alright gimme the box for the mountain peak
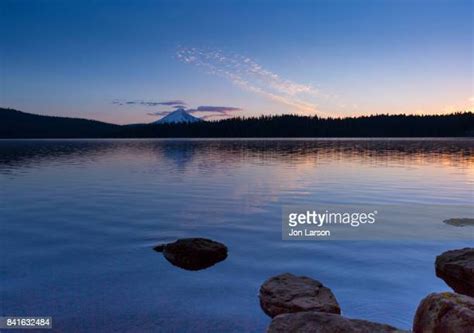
[154,109,202,124]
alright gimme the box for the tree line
[122,112,474,138]
[1,108,473,138]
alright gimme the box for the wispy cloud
[176,47,321,115]
[146,110,174,116]
[188,106,241,113]
[188,106,242,120]
[113,99,186,107]
[157,100,187,106]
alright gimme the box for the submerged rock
[259,273,340,318]
[413,292,474,333]
[153,238,227,271]
[443,218,474,227]
[435,247,474,297]
[268,311,405,333]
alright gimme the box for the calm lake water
[1,139,473,332]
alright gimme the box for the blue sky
[1,0,472,124]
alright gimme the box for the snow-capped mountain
[154,109,202,124]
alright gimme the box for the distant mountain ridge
[1,107,473,138]
[154,109,202,124]
[0,108,121,138]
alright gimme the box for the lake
[0,139,472,332]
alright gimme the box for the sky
[1,0,472,124]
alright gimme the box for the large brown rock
[413,292,474,333]
[435,247,474,297]
[154,238,227,271]
[268,311,405,333]
[259,273,340,318]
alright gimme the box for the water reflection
[0,139,473,332]
[0,139,472,173]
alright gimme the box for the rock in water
[443,218,474,227]
[154,238,227,271]
[413,292,474,333]
[259,273,340,318]
[268,311,405,333]
[435,247,474,297]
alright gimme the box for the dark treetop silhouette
[1,108,473,138]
